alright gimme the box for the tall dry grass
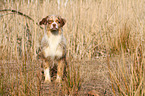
[0,0,145,95]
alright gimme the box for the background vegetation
[0,0,145,95]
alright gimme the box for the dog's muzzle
[51,22,58,30]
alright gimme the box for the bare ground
[0,57,113,96]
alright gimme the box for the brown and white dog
[39,15,67,83]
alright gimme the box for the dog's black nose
[53,24,56,27]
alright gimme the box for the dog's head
[39,15,66,31]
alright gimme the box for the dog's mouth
[50,29,59,35]
[50,27,58,31]
[52,27,57,30]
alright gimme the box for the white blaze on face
[50,16,58,30]
[51,22,58,29]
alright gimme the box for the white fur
[51,22,58,29]
[56,75,61,82]
[42,33,63,59]
[44,67,51,82]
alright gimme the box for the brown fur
[39,15,67,83]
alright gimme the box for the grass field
[0,0,145,95]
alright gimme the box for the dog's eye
[58,21,61,23]
[48,21,51,24]
[48,20,52,24]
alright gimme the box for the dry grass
[0,0,145,95]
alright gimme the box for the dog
[39,15,67,83]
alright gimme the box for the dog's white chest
[43,34,62,58]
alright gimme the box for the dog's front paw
[44,75,51,83]
[55,75,62,83]
[44,78,51,83]
[44,68,51,83]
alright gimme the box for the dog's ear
[39,16,48,25]
[60,17,66,27]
